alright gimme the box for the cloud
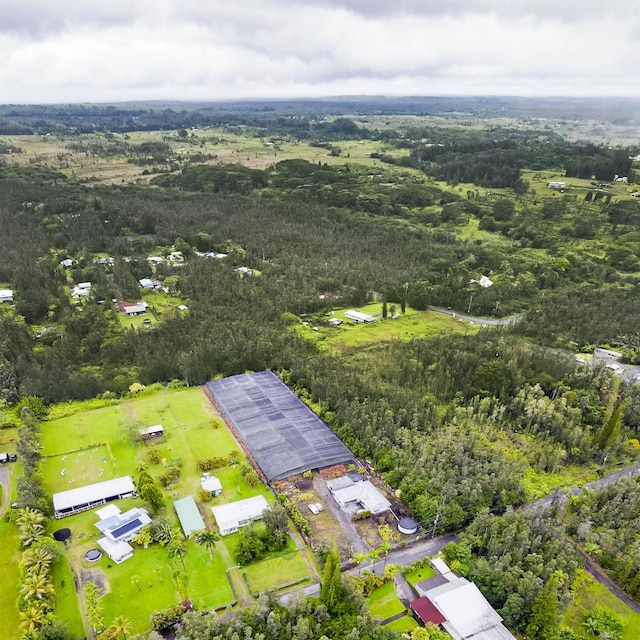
[0,0,638,102]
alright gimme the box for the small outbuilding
[200,475,223,497]
[327,475,391,515]
[174,496,206,537]
[211,495,270,536]
[139,424,164,441]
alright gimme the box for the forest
[2,102,640,640]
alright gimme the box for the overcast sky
[1,0,638,104]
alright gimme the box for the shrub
[150,604,185,631]
[158,466,181,487]
[147,447,161,464]
[197,456,228,471]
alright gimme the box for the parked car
[308,504,320,515]
[314,503,324,512]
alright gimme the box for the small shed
[201,475,223,497]
[174,496,206,537]
[139,425,164,441]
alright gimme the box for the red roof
[410,597,447,625]
[116,301,137,313]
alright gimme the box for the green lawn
[183,539,235,609]
[404,565,436,587]
[368,582,406,620]
[240,551,311,594]
[384,615,419,632]
[563,570,640,640]
[51,557,84,638]
[521,465,600,501]
[294,304,477,352]
[0,519,22,640]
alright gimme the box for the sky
[1,0,638,104]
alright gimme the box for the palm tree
[19,572,53,601]
[16,508,46,547]
[130,575,141,592]
[21,547,53,572]
[111,616,133,640]
[168,537,188,576]
[197,531,219,562]
[18,604,47,632]
[353,552,368,575]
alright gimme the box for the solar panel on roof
[206,371,353,481]
[111,518,143,539]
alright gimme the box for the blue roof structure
[205,371,354,482]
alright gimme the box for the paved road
[286,533,457,601]
[427,306,523,327]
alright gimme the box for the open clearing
[294,303,478,352]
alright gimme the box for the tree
[526,571,561,640]
[84,581,104,633]
[382,301,388,319]
[168,536,188,576]
[109,616,133,640]
[16,508,47,547]
[130,574,141,592]
[19,571,53,602]
[319,545,346,613]
[196,531,219,562]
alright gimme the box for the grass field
[0,519,22,638]
[294,303,478,352]
[368,581,406,619]
[240,551,311,594]
[404,565,436,587]
[384,614,419,631]
[563,570,640,640]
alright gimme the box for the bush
[197,456,228,471]
[147,447,161,464]
[150,604,185,631]
[157,466,181,487]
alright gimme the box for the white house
[344,310,377,323]
[548,181,566,190]
[0,289,14,303]
[211,495,270,535]
[327,475,391,515]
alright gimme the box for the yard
[294,303,478,352]
[403,565,436,587]
[368,581,406,620]
[20,387,286,637]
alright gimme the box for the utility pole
[467,295,473,315]
[431,512,440,537]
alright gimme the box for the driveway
[427,306,523,327]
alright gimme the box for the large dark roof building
[205,371,353,482]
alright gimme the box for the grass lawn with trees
[29,387,281,636]
[0,519,22,640]
[563,571,640,640]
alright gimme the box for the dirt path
[0,466,10,518]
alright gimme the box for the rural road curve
[427,306,523,327]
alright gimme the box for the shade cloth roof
[205,371,353,481]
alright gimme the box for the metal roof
[53,476,135,512]
[205,371,353,481]
[174,496,206,537]
[211,495,270,534]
